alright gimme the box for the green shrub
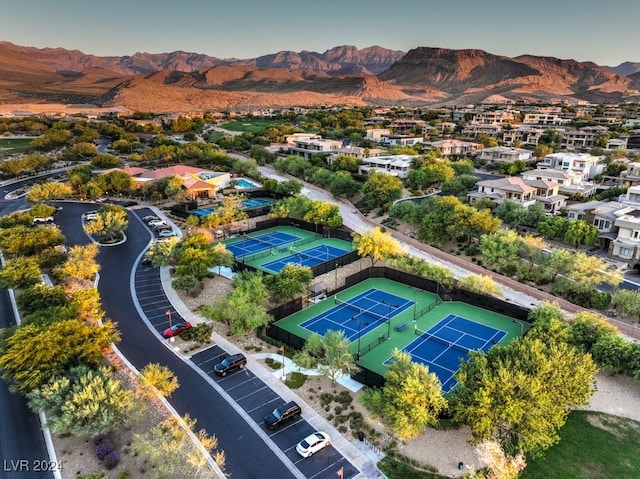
[284,372,306,388]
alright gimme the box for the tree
[83,205,129,242]
[479,230,522,274]
[569,311,619,354]
[0,225,65,256]
[265,263,313,303]
[361,172,403,210]
[139,363,179,399]
[145,237,179,267]
[458,274,501,296]
[201,271,271,335]
[132,414,225,478]
[591,334,631,372]
[0,319,120,393]
[26,181,73,203]
[293,330,357,386]
[210,243,234,275]
[611,289,640,320]
[0,256,43,289]
[451,337,597,456]
[360,349,446,439]
[27,365,135,436]
[565,252,622,291]
[353,227,406,267]
[53,243,100,285]
[328,171,361,198]
[564,219,598,247]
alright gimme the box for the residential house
[365,128,391,142]
[379,134,424,147]
[104,165,231,200]
[471,110,518,125]
[476,147,533,164]
[565,200,625,251]
[358,154,415,179]
[468,176,566,214]
[389,119,427,135]
[287,136,343,159]
[523,113,571,126]
[461,122,501,138]
[327,145,386,165]
[559,128,598,150]
[619,162,640,186]
[422,139,482,157]
[610,207,640,267]
[433,122,456,134]
[536,152,604,180]
[619,184,640,206]
[521,168,599,197]
[502,125,545,146]
[607,137,628,150]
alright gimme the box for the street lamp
[382,301,398,339]
[352,317,369,361]
[166,310,172,328]
[334,263,339,291]
[280,346,286,381]
[513,319,524,336]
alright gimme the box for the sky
[2,0,639,66]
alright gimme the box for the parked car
[264,401,302,430]
[152,224,172,232]
[142,215,160,223]
[140,256,153,266]
[295,431,331,458]
[162,321,192,338]
[32,216,54,224]
[213,353,247,376]
[157,229,177,237]
[147,220,166,227]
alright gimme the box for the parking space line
[247,396,280,414]
[234,385,269,403]
[308,457,343,479]
[225,376,261,391]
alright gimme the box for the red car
[163,321,192,338]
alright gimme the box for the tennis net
[246,234,275,248]
[335,297,388,324]
[414,328,473,354]
[291,248,327,264]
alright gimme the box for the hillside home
[619,185,640,206]
[468,176,566,214]
[566,201,625,252]
[536,152,604,180]
[471,110,518,125]
[365,128,392,142]
[327,145,386,164]
[610,207,640,267]
[461,123,501,138]
[287,136,343,159]
[523,113,571,126]
[476,146,533,164]
[502,125,545,146]
[389,119,427,135]
[559,129,598,150]
[422,139,482,157]
[607,137,629,150]
[434,122,457,134]
[358,154,414,179]
[379,134,424,147]
[521,168,599,197]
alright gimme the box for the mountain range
[1,41,639,113]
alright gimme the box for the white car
[147,220,166,227]
[157,229,177,237]
[295,431,330,458]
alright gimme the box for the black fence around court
[265,265,532,389]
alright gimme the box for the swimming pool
[234,178,261,189]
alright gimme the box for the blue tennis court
[261,245,350,273]
[226,232,301,259]
[300,288,414,341]
[390,314,506,392]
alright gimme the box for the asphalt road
[55,202,300,479]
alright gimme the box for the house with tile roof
[103,164,231,200]
[468,176,566,214]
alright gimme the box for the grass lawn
[0,137,34,152]
[219,119,279,134]
[522,411,640,479]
